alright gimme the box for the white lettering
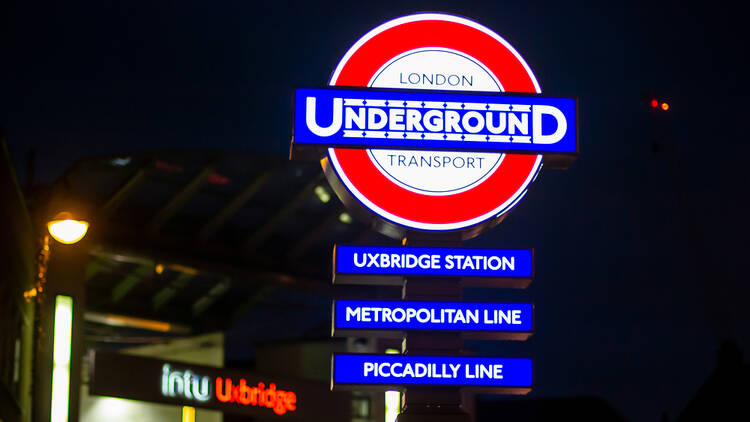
[533,104,567,145]
[346,307,360,322]
[306,97,342,136]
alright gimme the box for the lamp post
[34,210,90,422]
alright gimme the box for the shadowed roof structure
[34,150,401,348]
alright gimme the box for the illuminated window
[51,296,73,422]
[182,406,195,422]
[385,348,401,422]
[351,394,371,419]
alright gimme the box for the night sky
[2,1,748,421]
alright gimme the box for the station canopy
[42,151,400,348]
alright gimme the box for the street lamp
[43,210,89,422]
[46,212,89,244]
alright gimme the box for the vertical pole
[396,233,470,422]
[19,298,35,422]
[34,240,87,422]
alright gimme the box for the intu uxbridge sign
[291,13,578,239]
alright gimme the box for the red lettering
[216,377,232,403]
[214,377,297,414]
[265,383,277,410]
[287,391,297,411]
[238,379,251,405]
[274,391,287,415]
[258,382,265,406]
[249,387,258,405]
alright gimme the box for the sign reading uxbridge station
[290,13,577,403]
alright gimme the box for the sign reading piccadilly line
[291,13,578,238]
[332,354,532,392]
[333,245,532,285]
[333,300,533,340]
[293,87,576,157]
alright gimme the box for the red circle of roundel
[328,14,543,232]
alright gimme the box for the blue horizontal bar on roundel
[331,354,532,394]
[292,87,578,168]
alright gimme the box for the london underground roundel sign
[293,13,577,239]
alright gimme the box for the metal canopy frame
[36,150,397,348]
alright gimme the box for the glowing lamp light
[47,213,89,244]
[650,99,659,108]
[661,102,669,111]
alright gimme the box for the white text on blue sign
[334,245,532,278]
[333,355,532,387]
[294,87,576,154]
[334,300,532,332]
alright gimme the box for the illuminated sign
[332,354,531,392]
[89,351,349,420]
[161,364,211,403]
[298,13,578,238]
[333,300,533,340]
[293,87,576,156]
[215,376,296,415]
[333,245,532,285]
[159,364,297,415]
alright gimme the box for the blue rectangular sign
[333,354,532,389]
[333,300,532,335]
[293,87,577,156]
[333,245,532,284]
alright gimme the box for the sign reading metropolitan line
[293,87,577,158]
[333,354,531,391]
[333,300,532,339]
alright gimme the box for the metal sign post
[401,235,472,422]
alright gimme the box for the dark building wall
[0,133,37,422]
[675,341,748,422]
[476,396,627,422]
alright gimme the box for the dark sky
[2,1,748,421]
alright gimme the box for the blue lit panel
[294,87,577,155]
[334,245,532,279]
[333,300,532,334]
[333,354,532,388]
